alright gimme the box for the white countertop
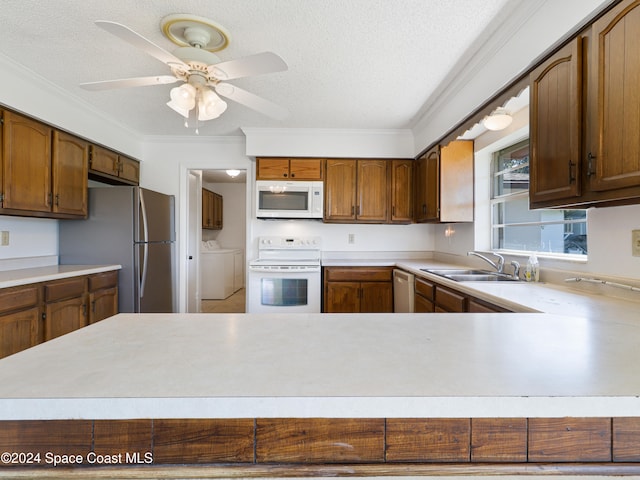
[324,257,640,324]
[2,311,640,420]
[0,264,121,289]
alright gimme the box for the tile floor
[201,289,246,313]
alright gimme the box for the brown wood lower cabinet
[413,274,513,313]
[44,276,88,341]
[323,267,393,313]
[0,284,41,359]
[2,417,640,476]
[414,276,435,312]
[0,270,118,359]
[88,271,118,324]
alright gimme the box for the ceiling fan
[80,14,289,129]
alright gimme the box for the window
[491,140,587,255]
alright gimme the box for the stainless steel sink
[422,269,489,276]
[421,268,520,282]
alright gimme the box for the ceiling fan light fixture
[169,83,197,110]
[198,88,227,120]
[166,99,190,118]
[483,108,513,131]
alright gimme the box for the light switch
[633,230,640,257]
[0,231,8,246]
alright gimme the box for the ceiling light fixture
[483,108,513,131]
[226,169,241,178]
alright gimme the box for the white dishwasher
[393,269,415,312]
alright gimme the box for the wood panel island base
[1,312,640,478]
[2,417,640,477]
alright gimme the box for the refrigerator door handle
[139,189,149,298]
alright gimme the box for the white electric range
[248,236,322,313]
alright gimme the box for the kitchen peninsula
[1,286,640,477]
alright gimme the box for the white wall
[0,216,57,263]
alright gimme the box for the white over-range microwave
[255,181,323,219]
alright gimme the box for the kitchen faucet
[467,251,505,273]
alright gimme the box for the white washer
[200,249,242,299]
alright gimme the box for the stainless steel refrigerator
[59,186,175,313]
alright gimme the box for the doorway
[193,169,247,313]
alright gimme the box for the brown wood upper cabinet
[325,158,411,224]
[530,0,640,208]
[257,157,323,180]
[414,140,474,223]
[89,144,140,185]
[0,110,88,218]
[202,188,223,230]
[390,159,413,223]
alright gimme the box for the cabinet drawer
[0,285,40,314]
[468,298,511,313]
[324,267,392,282]
[45,277,87,302]
[414,277,434,301]
[435,286,467,313]
[89,271,118,291]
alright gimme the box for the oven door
[248,265,321,313]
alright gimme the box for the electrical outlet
[348,233,355,244]
[633,230,640,257]
[0,231,8,246]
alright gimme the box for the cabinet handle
[91,300,96,313]
[47,192,52,206]
[283,173,288,177]
[351,205,355,215]
[587,152,596,177]
[568,161,576,183]
[291,173,295,178]
[54,193,60,206]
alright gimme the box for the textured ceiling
[0,0,515,137]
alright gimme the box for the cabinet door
[89,287,118,324]
[530,38,582,205]
[2,111,52,212]
[90,145,119,176]
[52,131,89,216]
[589,0,640,192]
[289,158,323,180]
[45,296,87,341]
[391,159,413,223]
[202,189,213,229]
[360,282,393,313]
[324,159,357,221]
[440,141,474,222]
[212,192,223,229]
[0,308,41,359]
[257,158,290,179]
[324,282,360,313]
[414,293,434,313]
[119,155,140,184]
[414,147,439,222]
[357,159,389,222]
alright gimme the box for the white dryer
[200,248,243,299]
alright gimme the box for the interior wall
[0,216,58,264]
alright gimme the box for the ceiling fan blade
[215,83,289,120]
[95,20,187,69]
[80,75,180,91]
[208,52,287,80]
